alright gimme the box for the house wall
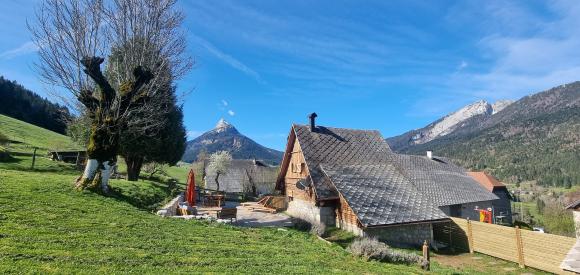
[286,198,335,226]
[491,189,512,225]
[440,200,494,221]
[336,194,361,234]
[574,210,580,239]
[283,140,336,227]
[364,223,433,248]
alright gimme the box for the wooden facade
[336,192,360,228]
[284,136,314,203]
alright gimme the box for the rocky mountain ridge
[387,81,580,186]
[397,99,514,147]
[181,119,283,165]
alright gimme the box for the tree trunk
[75,120,119,193]
[215,173,220,191]
[125,155,144,181]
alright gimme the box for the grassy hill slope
[0,114,78,151]
[0,170,440,274]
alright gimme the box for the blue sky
[2,0,580,151]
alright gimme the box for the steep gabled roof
[321,164,447,227]
[394,154,499,207]
[293,124,393,200]
[467,171,507,192]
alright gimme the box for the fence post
[515,226,525,268]
[30,147,37,170]
[467,218,474,254]
[422,240,430,271]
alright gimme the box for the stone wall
[364,223,433,248]
[156,193,184,217]
[286,198,336,227]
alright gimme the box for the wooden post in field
[515,226,525,268]
[31,147,37,170]
[467,218,474,254]
[422,240,430,271]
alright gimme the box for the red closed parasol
[186,169,196,207]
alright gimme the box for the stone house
[467,171,513,224]
[205,159,279,196]
[560,200,580,273]
[276,114,499,247]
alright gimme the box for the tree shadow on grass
[105,179,181,212]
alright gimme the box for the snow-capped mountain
[181,119,283,165]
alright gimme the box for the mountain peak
[214,118,234,133]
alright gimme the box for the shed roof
[321,164,447,227]
[467,171,507,192]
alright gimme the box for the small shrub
[0,146,12,162]
[347,237,421,265]
[0,132,8,144]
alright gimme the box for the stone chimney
[426,150,433,160]
[308,112,318,132]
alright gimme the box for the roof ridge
[293,123,382,133]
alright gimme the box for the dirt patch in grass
[431,251,549,274]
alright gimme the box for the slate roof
[293,124,392,200]
[394,154,499,207]
[321,164,447,227]
[289,123,499,227]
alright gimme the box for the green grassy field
[0,114,79,151]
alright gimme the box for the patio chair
[216,207,237,222]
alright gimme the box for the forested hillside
[388,82,580,187]
[0,76,70,134]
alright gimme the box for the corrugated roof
[467,171,506,192]
[394,154,499,207]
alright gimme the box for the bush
[0,132,8,144]
[347,237,421,265]
[0,146,12,162]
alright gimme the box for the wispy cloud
[221,99,228,106]
[191,34,263,83]
[457,60,468,71]
[446,1,580,100]
[227,110,235,116]
[0,41,38,59]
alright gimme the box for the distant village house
[205,159,278,196]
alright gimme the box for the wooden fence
[433,217,576,274]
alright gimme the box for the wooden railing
[434,217,576,274]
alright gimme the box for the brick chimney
[308,113,318,132]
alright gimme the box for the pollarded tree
[207,151,232,192]
[30,0,191,192]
